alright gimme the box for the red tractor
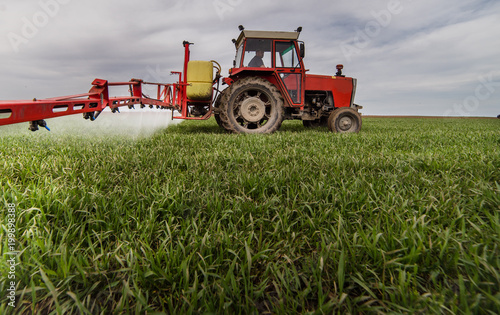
[0,27,361,133]
[215,26,362,134]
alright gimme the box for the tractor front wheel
[219,77,284,134]
[327,107,362,133]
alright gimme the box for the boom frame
[0,42,215,130]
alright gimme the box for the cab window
[242,39,272,68]
[275,41,299,68]
[235,45,244,68]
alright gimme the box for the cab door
[274,41,305,106]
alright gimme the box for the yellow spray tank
[186,61,214,101]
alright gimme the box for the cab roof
[235,30,301,47]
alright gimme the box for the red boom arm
[0,42,215,131]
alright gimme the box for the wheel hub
[339,116,353,130]
[240,97,266,122]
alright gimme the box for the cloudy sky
[0,0,499,117]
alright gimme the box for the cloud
[0,0,498,117]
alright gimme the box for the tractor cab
[233,30,304,70]
[229,29,306,105]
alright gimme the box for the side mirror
[300,43,305,58]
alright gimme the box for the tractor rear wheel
[327,107,362,133]
[219,77,284,134]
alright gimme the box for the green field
[1,116,499,314]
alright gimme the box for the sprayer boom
[0,41,219,131]
[0,78,192,128]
